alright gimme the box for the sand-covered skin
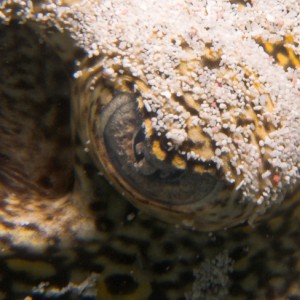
[0,1,300,299]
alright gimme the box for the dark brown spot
[229,0,252,5]
[163,241,176,254]
[152,260,174,274]
[105,274,138,295]
[124,80,134,91]
[101,245,136,265]
[95,216,115,232]
[237,117,254,127]
[201,56,221,69]
[1,220,15,229]
[37,176,53,189]
[173,94,199,115]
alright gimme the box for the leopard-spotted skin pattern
[0,1,300,300]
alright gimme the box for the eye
[93,92,250,230]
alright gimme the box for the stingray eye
[93,92,251,231]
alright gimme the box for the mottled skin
[0,1,300,300]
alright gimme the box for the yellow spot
[152,140,166,160]
[204,47,221,61]
[276,52,289,67]
[172,155,187,169]
[178,61,188,75]
[264,42,274,54]
[193,144,215,162]
[194,164,208,174]
[143,118,153,137]
[238,4,244,12]
[253,80,261,90]
[285,35,294,44]
[287,47,300,67]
